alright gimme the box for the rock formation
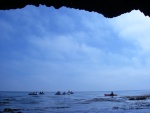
[0,0,150,18]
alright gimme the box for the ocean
[0,90,150,113]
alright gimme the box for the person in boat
[70,91,74,94]
[35,92,38,95]
[110,91,114,98]
[62,92,66,95]
[28,92,38,95]
[110,91,114,96]
[55,91,61,95]
[39,92,44,95]
[28,92,32,95]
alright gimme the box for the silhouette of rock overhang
[0,0,149,18]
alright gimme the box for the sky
[0,5,150,91]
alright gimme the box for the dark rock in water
[127,96,147,100]
[126,94,150,100]
[85,97,122,103]
[128,98,135,100]
[4,108,14,112]
[3,108,22,113]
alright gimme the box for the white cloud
[110,10,150,52]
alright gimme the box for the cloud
[110,10,150,52]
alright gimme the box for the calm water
[0,90,150,113]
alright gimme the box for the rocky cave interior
[0,0,150,18]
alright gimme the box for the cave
[0,0,150,18]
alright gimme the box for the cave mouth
[0,0,149,18]
[0,4,150,91]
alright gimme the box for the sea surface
[0,90,150,113]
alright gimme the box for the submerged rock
[4,108,14,112]
[126,96,148,100]
[3,108,22,113]
[84,97,122,103]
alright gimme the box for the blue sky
[0,5,150,91]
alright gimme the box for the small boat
[104,94,117,96]
[67,91,74,95]
[39,92,44,95]
[28,92,39,95]
[55,91,74,95]
[55,91,61,95]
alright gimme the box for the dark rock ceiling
[0,0,149,18]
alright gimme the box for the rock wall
[0,0,150,18]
